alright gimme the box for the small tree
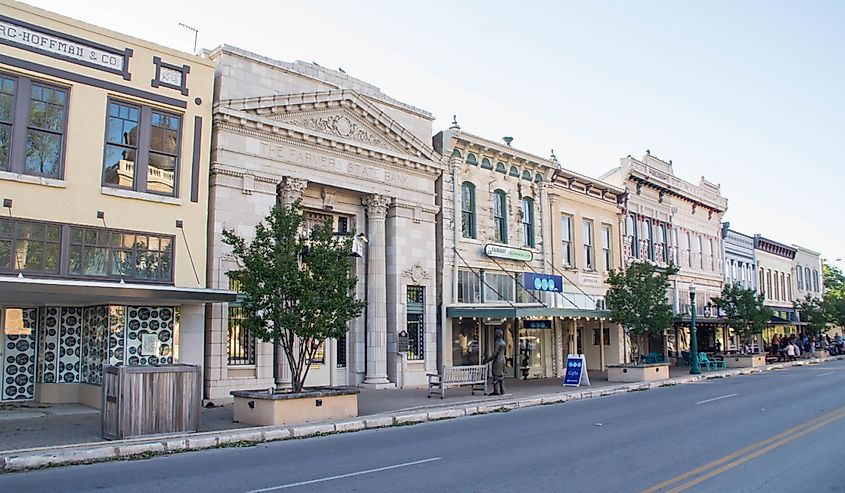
[795,295,828,338]
[223,201,365,393]
[606,262,677,362]
[712,284,771,348]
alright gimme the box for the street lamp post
[690,284,701,375]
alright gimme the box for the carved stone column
[363,193,391,385]
[273,176,307,389]
[276,176,308,206]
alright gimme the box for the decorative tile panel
[38,307,59,384]
[81,306,108,385]
[2,308,37,400]
[125,306,175,365]
[59,307,82,383]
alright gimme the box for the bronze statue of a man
[484,328,507,395]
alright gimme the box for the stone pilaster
[273,176,308,388]
[276,176,308,206]
[363,193,392,385]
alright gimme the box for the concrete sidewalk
[1,356,840,472]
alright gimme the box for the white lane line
[246,457,442,492]
[696,393,738,405]
[818,372,834,376]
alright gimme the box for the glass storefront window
[518,328,544,379]
[452,318,480,366]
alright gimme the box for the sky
[23,0,845,264]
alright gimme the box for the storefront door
[1,307,37,401]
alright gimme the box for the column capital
[276,176,308,205]
[363,194,391,219]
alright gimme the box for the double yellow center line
[641,404,845,493]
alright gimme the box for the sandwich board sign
[563,354,590,387]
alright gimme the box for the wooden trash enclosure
[102,364,201,440]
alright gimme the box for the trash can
[102,364,201,439]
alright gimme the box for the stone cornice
[621,156,728,213]
[216,89,440,163]
[450,131,555,172]
[214,109,441,178]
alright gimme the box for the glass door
[518,329,545,379]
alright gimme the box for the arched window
[805,267,812,292]
[698,236,704,269]
[481,157,493,170]
[772,270,779,300]
[495,162,506,174]
[626,215,638,258]
[672,228,679,265]
[813,269,820,292]
[451,148,462,158]
[796,265,803,290]
[466,153,477,166]
[509,166,520,177]
[658,224,667,263]
[786,274,792,302]
[521,198,535,247]
[686,232,692,268]
[493,189,507,243]
[643,219,654,261]
[709,239,715,270]
[460,182,476,239]
[534,172,544,183]
[760,268,766,297]
[779,272,786,301]
[522,170,532,181]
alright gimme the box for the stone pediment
[219,90,440,163]
[268,110,403,153]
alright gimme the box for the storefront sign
[484,244,533,262]
[523,320,552,329]
[0,15,132,78]
[563,354,590,387]
[524,272,563,292]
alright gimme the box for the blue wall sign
[563,354,590,387]
[524,272,563,292]
[523,320,552,329]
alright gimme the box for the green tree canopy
[223,201,365,393]
[712,283,771,344]
[606,262,677,360]
[795,295,830,337]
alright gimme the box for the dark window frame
[521,197,535,248]
[406,285,425,361]
[227,305,256,366]
[493,189,507,244]
[461,182,476,239]
[0,70,70,179]
[0,216,175,284]
[102,97,182,197]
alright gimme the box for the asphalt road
[4,359,845,492]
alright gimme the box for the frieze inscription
[245,138,409,187]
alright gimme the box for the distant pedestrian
[786,342,796,361]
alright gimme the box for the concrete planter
[231,387,359,426]
[607,363,669,383]
[724,354,766,368]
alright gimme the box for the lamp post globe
[689,283,701,375]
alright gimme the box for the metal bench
[427,365,488,399]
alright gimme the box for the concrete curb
[2,355,842,472]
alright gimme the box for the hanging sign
[563,354,590,387]
[484,244,534,262]
[524,272,563,292]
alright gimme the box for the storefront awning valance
[445,305,613,320]
[0,276,236,305]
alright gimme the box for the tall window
[561,215,573,267]
[521,198,535,247]
[493,190,507,243]
[780,272,786,301]
[708,239,715,270]
[698,236,704,269]
[786,274,792,302]
[658,224,667,263]
[805,267,812,292]
[406,286,425,361]
[767,270,773,300]
[626,215,638,258]
[484,271,515,303]
[813,269,820,292]
[103,100,181,196]
[0,74,68,178]
[602,224,612,272]
[760,268,766,297]
[643,219,654,261]
[583,219,594,271]
[672,228,679,265]
[797,266,804,290]
[686,232,692,268]
[227,306,256,366]
[461,182,476,239]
